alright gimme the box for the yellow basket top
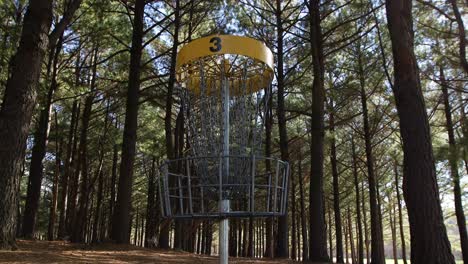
[176,35,274,94]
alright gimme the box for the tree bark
[264,84,274,258]
[65,54,82,234]
[0,0,53,249]
[386,1,455,263]
[108,143,118,237]
[448,0,468,74]
[456,87,468,174]
[393,161,408,264]
[48,110,61,241]
[390,202,398,264]
[70,44,101,243]
[357,44,385,264]
[440,65,468,264]
[160,0,180,249]
[348,208,356,264]
[92,101,110,243]
[70,49,96,242]
[274,0,290,258]
[291,165,297,260]
[344,220,349,264]
[306,0,329,261]
[352,136,364,264]
[327,203,333,260]
[92,162,104,243]
[57,100,78,239]
[145,157,157,248]
[298,149,308,261]
[362,181,370,264]
[111,0,145,244]
[330,108,344,263]
[22,32,63,239]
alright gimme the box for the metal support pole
[219,59,230,264]
[219,200,230,264]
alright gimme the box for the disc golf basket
[159,35,289,263]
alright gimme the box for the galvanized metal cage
[159,35,287,263]
[159,155,289,219]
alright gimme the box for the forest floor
[0,240,305,264]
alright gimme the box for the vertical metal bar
[187,159,193,214]
[163,164,171,216]
[250,155,256,213]
[219,59,230,264]
[273,159,280,213]
[219,200,230,264]
[282,162,290,215]
[157,169,165,217]
[267,172,271,213]
[219,155,223,203]
[247,162,251,211]
[201,182,205,214]
[177,173,184,214]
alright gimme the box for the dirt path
[0,240,297,264]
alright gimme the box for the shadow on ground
[0,240,320,263]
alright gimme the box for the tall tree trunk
[242,219,248,256]
[327,203,333,261]
[229,219,236,256]
[348,208,356,264]
[352,137,364,264]
[264,85,274,258]
[393,161,408,264]
[173,110,185,250]
[70,48,97,242]
[145,157,157,248]
[376,178,385,259]
[344,220,349,264]
[330,108,344,263]
[386,1,455,263]
[456,87,468,174]
[362,181,370,264]
[274,0,289,258]
[248,217,254,257]
[0,0,53,249]
[22,33,63,238]
[306,0,329,261]
[134,209,139,245]
[238,218,242,257]
[70,95,92,243]
[390,202,398,264]
[92,101,110,243]
[296,209,301,260]
[48,110,62,241]
[92,166,104,243]
[358,46,385,263]
[448,0,468,74]
[65,54,82,234]
[100,175,108,240]
[108,143,118,237]
[291,165,297,260]
[440,65,468,263]
[57,100,78,239]
[298,149,308,261]
[111,0,145,244]
[197,225,201,254]
[160,0,180,249]
[206,221,212,255]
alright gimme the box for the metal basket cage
[159,155,289,219]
